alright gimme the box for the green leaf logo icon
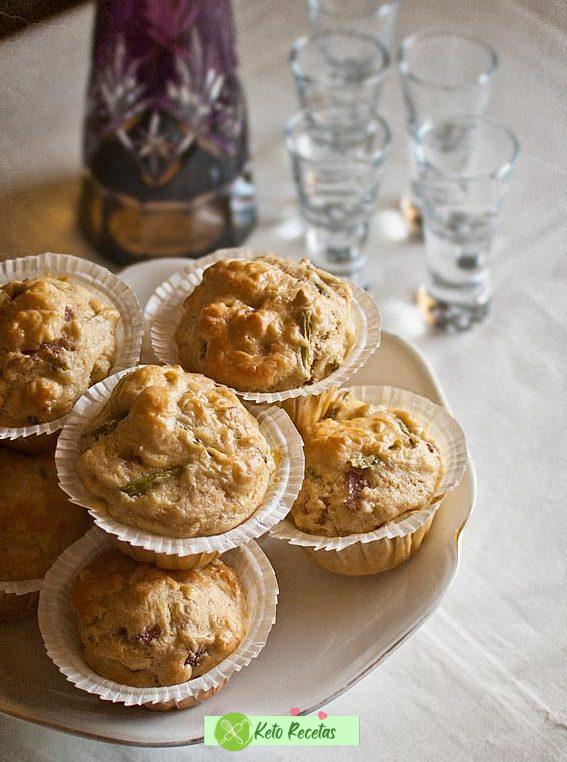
[214,712,253,751]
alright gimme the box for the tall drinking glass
[398,31,498,230]
[415,117,519,330]
[286,109,391,285]
[309,0,401,53]
[290,32,389,132]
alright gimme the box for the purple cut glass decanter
[79,0,256,263]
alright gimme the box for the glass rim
[290,31,390,85]
[284,109,392,165]
[398,30,498,90]
[309,0,401,21]
[416,117,520,181]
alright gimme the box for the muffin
[174,253,355,393]
[76,365,276,538]
[288,391,443,536]
[0,276,119,427]
[0,448,91,582]
[72,549,247,688]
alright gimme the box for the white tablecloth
[1,1,566,760]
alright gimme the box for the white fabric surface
[1,1,566,760]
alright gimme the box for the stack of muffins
[0,254,141,620]
[145,248,465,577]
[0,248,466,712]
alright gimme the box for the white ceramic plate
[0,258,475,747]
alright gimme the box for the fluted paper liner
[38,528,278,707]
[144,248,381,403]
[55,366,305,557]
[300,514,436,576]
[0,253,143,444]
[270,385,467,553]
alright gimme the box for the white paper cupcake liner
[0,252,143,443]
[55,366,305,557]
[0,577,43,595]
[144,248,381,403]
[38,528,278,707]
[270,385,467,552]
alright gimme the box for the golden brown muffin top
[77,365,275,538]
[0,447,91,580]
[174,253,355,393]
[72,550,247,688]
[0,276,119,427]
[290,393,443,536]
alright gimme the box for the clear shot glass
[414,117,519,330]
[285,109,391,285]
[309,0,401,53]
[290,32,389,133]
[398,31,498,231]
